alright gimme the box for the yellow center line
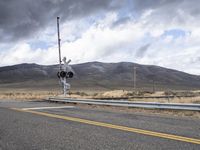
[11,108,200,145]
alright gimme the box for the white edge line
[21,106,75,110]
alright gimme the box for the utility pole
[133,65,137,91]
[148,74,156,93]
[57,17,62,71]
[153,79,155,93]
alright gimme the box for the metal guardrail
[129,95,195,99]
[92,95,195,100]
[48,97,200,111]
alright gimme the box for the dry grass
[0,91,60,101]
[1,89,200,104]
[92,90,200,103]
[129,96,200,103]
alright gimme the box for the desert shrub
[74,91,81,95]
[164,91,176,96]
[5,93,14,96]
[80,92,88,96]
[74,91,88,96]
[137,91,153,96]
[68,91,72,95]
[178,91,195,97]
[126,92,135,96]
[164,91,196,97]
[93,93,98,96]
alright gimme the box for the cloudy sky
[0,0,200,75]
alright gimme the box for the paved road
[0,100,200,150]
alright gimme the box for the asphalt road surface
[0,100,200,150]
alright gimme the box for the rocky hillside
[0,62,200,91]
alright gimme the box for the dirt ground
[0,89,200,104]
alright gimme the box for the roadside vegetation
[0,89,199,118]
[1,89,200,104]
[0,91,60,101]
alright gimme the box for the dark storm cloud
[0,0,123,43]
[135,43,150,58]
[131,0,200,31]
[1,0,199,44]
[133,0,182,12]
[132,0,200,17]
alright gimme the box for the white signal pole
[56,17,73,96]
[57,17,66,95]
[57,17,62,71]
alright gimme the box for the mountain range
[0,62,200,91]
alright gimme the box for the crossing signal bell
[57,57,74,79]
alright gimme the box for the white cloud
[0,14,144,65]
[0,43,44,65]
[0,1,200,75]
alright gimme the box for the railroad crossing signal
[57,17,74,96]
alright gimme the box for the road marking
[20,106,75,110]
[11,108,200,145]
